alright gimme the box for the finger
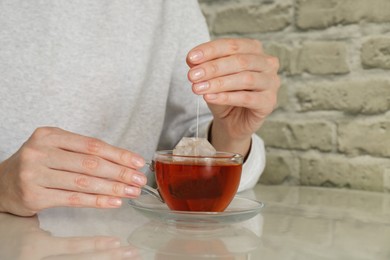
[192,71,275,94]
[45,149,147,187]
[188,54,263,83]
[43,170,141,198]
[187,38,263,66]
[205,90,277,113]
[42,189,124,209]
[37,127,145,169]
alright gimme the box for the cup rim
[155,150,244,161]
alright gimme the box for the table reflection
[0,213,137,260]
[0,206,263,260]
[127,220,262,259]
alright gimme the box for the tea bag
[173,137,216,156]
[173,95,216,156]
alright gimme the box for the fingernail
[190,68,205,81]
[125,186,140,196]
[194,81,209,92]
[189,50,203,62]
[131,157,145,168]
[108,198,122,207]
[132,174,147,186]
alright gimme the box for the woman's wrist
[209,121,252,157]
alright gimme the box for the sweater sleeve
[237,134,266,192]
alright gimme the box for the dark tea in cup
[154,150,243,212]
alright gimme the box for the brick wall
[199,0,390,192]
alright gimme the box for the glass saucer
[128,194,264,226]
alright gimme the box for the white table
[1,184,389,259]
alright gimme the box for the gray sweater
[0,0,264,191]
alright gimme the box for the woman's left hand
[187,38,280,155]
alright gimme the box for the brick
[296,79,390,114]
[212,4,291,34]
[384,168,390,193]
[259,151,299,185]
[300,154,389,191]
[258,120,334,152]
[274,83,290,111]
[296,0,390,29]
[338,120,390,158]
[267,42,349,75]
[298,42,349,75]
[361,37,390,70]
[384,194,390,214]
[266,44,293,73]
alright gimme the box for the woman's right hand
[0,127,147,216]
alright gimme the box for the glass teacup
[152,150,243,212]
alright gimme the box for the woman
[0,0,280,216]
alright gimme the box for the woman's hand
[187,38,280,156]
[0,127,147,216]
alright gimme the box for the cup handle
[145,160,155,172]
[141,161,164,203]
[141,185,165,203]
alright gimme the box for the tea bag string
[196,95,199,139]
